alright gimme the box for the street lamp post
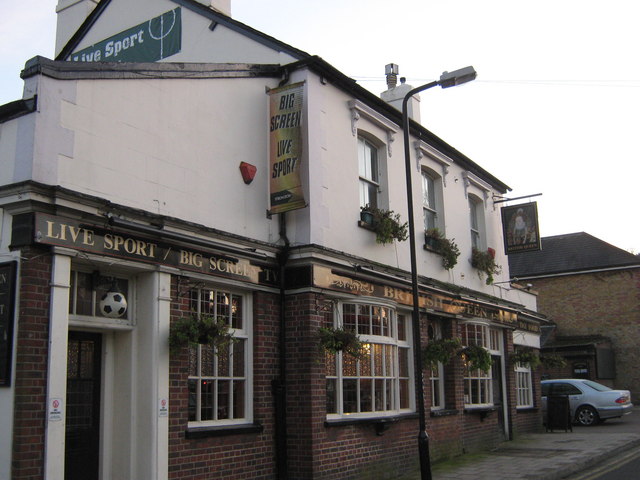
[401,66,477,480]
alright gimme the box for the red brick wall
[167,282,279,479]
[286,292,421,479]
[531,269,640,398]
[11,247,52,480]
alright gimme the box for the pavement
[430,407,640,480]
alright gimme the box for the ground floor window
[515,363,533,408]
[326,302,412,418]
[461,323,498,407]
[187,287,250,425]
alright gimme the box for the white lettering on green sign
[70,8,181,63]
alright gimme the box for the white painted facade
[0,1,544,478]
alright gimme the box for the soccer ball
[99,291,128,318]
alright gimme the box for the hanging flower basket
[471,247,502,284]
[510,347,541,368]
[422,337,462,369]
[360,205,408,245]
[319,326,365,359]
[169,314,236,355]
[425,228,461,270]
[460,344,493,372]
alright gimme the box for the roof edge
[284,56,512,193]
[0,96,37,124]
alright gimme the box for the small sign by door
[49,398,64,422]
[158,397,169,417]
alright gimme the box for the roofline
[0,96,37,124]
[284,56,512,193]
[512,263,640,281]
[21,57,282,81]
[56,0,311,63]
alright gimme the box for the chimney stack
[55,0,100,57]
[380,64,421,123]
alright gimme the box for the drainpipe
[273,212,290,479]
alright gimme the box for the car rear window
[582,380,611,392]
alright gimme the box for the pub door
[65,332,102,480]
[491,355,507,440]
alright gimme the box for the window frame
[68,268,134,328]
[326,301,414,420]
[422,168,442,232]
[358,136,380,209]
[186,285,253,428]
[461,322,498,408]
[515,362,534,408]
[469,197,482,250]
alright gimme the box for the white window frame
[326,301,413,420]
[422,169,442,233]
[187,286,253,427]
[461,322,497,408]
[358,136,380,209]
[68,268,135,329]
[469,197,481,250]
[515,363,534,408]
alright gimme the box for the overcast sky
[2,0,639,253]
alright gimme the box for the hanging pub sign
[0,262,17,387]
[501,202,542,254]
[268,82,306,214]
[69,8,182,63]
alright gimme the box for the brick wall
[531,269,640,398]
[11,247,52,480]
[168,282,279,479]
[286,292,421,479]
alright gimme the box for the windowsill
[430,408,459,418]
[185,422,263,439]
[325,412,418,434]
[358,220,376,231]
[464,407,496,421]
[516,406,538,412]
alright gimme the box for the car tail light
[615,396,629,404]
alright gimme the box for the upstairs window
[422,171,437,231]
[469,198,481,249]
[358,136,379,209]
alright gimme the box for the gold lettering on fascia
[46,221,96,247]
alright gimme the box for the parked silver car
[541,379,633,426]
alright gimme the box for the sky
[1,0,639,253]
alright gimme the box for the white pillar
[44,254,71,480]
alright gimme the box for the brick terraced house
[509,232,640,399]
[0,1,547,478]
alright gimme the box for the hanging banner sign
[69,8,182,63]
[268,82,306,214]
[501,202,542,254]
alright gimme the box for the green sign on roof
[70,8,181,63]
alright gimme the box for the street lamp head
[439,66,477,88]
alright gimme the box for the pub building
[0,1,547,479]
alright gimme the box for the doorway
[65,332,102,480]
[491,355,507,440]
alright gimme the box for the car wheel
[575,406,599,426]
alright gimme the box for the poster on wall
[501,202,541,254]
[69,8,182,62]
[268,82,306,214]
[0,262,17,387]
